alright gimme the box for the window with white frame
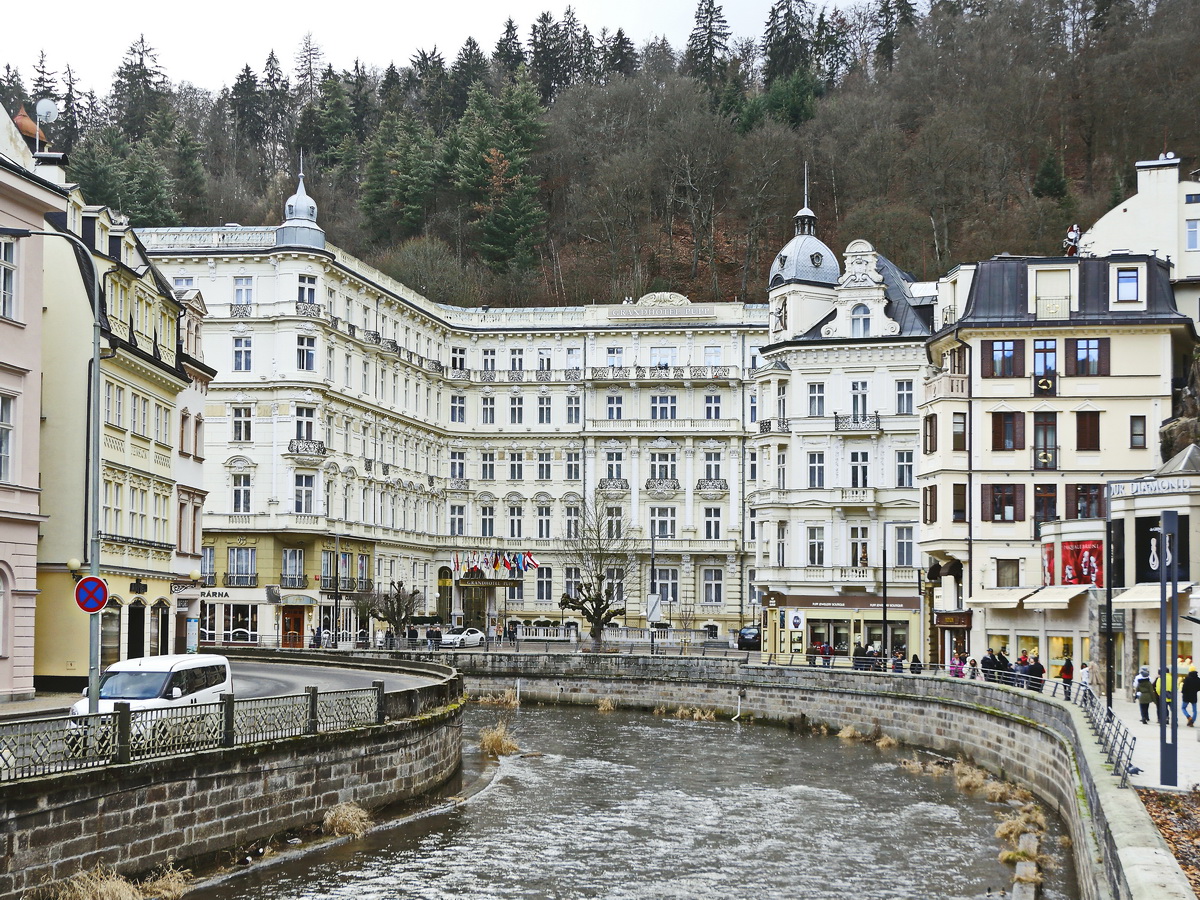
[776,521,787,566]
[451,347,466,370]
[0,241,15,319]
[297,335,316,370]
[234,276,253,306]
[566,451,580,480]
[896,379,913,415]
[605,507,622,539]
[655,567,679,603]
[851,381,869,418]
[896,450,913,487]
[482,349,496,371]
[776,449,787,488]
[1115,267,1140,302]
[538,395,551,424]
[776,382,787,420]
[282,548,304,584]
[850,525,869,566]
[564,566,581,599]
[509,451,523,480]
[450,450,465,479]
[537,566,554,600]
[895,525,914,567]
[480,451,495,480]
[509,348,524,371]
[233,336,252,371]
[0,395,12,482]
[480,505,495,537]
[537,348,552,370]
[536,451,551,480]
[651,395,677,420]
[294,473,314,513]
[606,451,624,479]
[704,507,721,539]
[748,451,757,481]
[508,505,523,538]
[749,395,757,422]
[702,568,723,604]
[851,303,871,337]
[704,345,721,366]
[566,505,581,538]
[607,395,623,420]
[566,395,580,423]
[537,505,551,538]
[704,451,721,479]
[650,452,676,479]
[566,347,582,369]
[808,451,824,488]
[650,506,676,538]
[650,347,676,367]
[449,504,465,536]
[850,450,869,488]
[450,395,465,423]
[1188,219,1199,252]
[705,394,721,419]
[808,383,824,416]
[807,526,825,566]
[606,347,623,366]
[481,396,495,424]
[295,406,315,440]
[297,274,316,303]
[510,396,523,424]
[232,473,251,513]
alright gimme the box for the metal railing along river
[0,684,386,783]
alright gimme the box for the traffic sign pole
[74,577,107,713]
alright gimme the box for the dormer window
[851,304,871,337]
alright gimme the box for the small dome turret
[275,172,326,250]
[769,204,839,288]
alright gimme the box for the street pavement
[1110,692,1200,791]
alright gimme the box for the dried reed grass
[322,801,372,839]
[876,734,898,750]
[837,725,864,741]
[652,704,667,716]
[475,689,520,708]
[479,720,519,756]
[596,698,616,712]
[136,861,191,900]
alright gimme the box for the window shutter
[1098,338,1111,376]
[1065,484,1078,519]
[1013,340,1026,378]
[981,484,993,520]
[981,341,994,377]
[1015,484,1026,521]
[991,413,1001,450]
[1064,340,1077,376]
[1014,413,1026,450]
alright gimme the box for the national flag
[524,551,539,569]
[503,553,512,571]
[516,552,526,571]
[454,552,460,571]
[493,552,501,570]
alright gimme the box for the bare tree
[557,493,641,649]
[368,581,423,637]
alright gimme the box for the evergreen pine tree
[230,64,265,145]
[262,51,293,173]
[58,65,83,153]
[602,29,639,79]
[31,52,58,102]
[123,141,179,227]
[1033,152,1069,201]
[110,36,169,141]
[450,38,490,120]
[683,0,732,92]
[171,128,208,222]
[761,0,812,88]
[67,126,129,211]
[529,12,566,104]
[492,19,526,83]
[294,33,324,106]
[316,68,355,167]
[0,66,27,118]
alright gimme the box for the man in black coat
[995,649,1012,685]
[981,649,998,682]
[1026,655,1046,692]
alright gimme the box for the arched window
[851,304,871,337]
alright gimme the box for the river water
[188,705,1079,900]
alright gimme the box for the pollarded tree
[368,581,423,635]
[557,494,639,649]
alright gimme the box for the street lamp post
[883,520,917,664]
[1104,475,1156,709]
[1157,511,1181,787]
[0,226,103,712]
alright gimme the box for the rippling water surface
[189,705,1078,900]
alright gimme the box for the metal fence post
[114,703,131,765]
[306,685,319,734]
[373,680,386,725]
[221,693,236,747]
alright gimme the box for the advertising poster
[1061,540,1103,587]
[1041,543,1055,586]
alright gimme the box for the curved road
[231,660,437,699]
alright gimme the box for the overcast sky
[6,0,812,96]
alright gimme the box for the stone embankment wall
[0,658,464,900]
[452,651,1192,900]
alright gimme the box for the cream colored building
[919,251,1195,684]
[141,178,769,647]
[0,108,67,700]
[751,215,933,662]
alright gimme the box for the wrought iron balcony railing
[279,574,308,588]
[598,477,630,490]
[645,478,681,491]
[223,573,258,588]
[834,413,880,431]
[287,439,327,455]
[696,478,729,491]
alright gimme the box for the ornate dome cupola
[793,205,817,237]
[768,203,839,288]
[275,170,326,250]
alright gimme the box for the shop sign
[935,611,973,627]
[1098,610,1126,631]
[1108,478,1194,498]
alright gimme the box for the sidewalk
[0,692,75,721]
[1109,693,1200,791]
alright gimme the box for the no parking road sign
[75,576,108,613]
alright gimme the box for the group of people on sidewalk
[1134,663,1200,726]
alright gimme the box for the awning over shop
[1023,584,1092,610]
[1112,582,1194,609]
[972,587,1039,608]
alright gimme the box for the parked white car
[439,627,486,649]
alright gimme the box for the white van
[69,654,233,717]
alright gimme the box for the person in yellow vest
[1155,668,1175,725]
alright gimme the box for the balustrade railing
[287,439,327,455]
[294,302,321,317]
[834,413,880,431]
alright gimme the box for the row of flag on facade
[452,550,540,575]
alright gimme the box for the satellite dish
[35,99,58,123]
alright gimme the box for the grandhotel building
[140,178,778,646]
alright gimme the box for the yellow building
[35,193,196,688]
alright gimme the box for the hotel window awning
[1023,584,1092,610]
[972,587,1040,608]
[1112,582,1193,609]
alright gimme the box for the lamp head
[67,558,81,572]
[189,569,202,582]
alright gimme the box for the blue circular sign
[74,576,108,613]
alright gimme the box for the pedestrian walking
[1026,656,1046,692]
[996,649,1012,685]
[981,649,998,682]
[967,658,980,680]
[1155,668,1174,725]
[1134,666,1157,723]
[892,650,905,673]
[949,654,964,678]
[1079,661,1091,695]
[1181,666,1199,727]
[821,642,833,667]
[909,654,924,675]
[1060,656,1074,701]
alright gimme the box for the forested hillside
[3,0,1197,306]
